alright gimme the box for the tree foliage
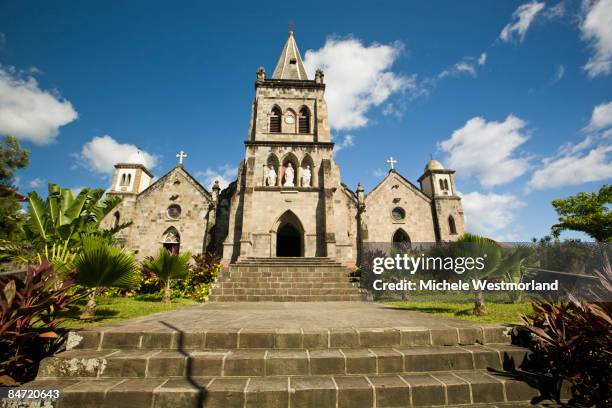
[0,135,29,241]
[551,184,611,242]
[143,248,191,303]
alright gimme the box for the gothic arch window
[439,179,444,190]
[269,106,281,133]
[127,174,132,185]
[448,216,457,235]
[444,179,450,190]
[113,211,120,228]
[120,174,128,186]
[392,229,410,243]
[298,106,310,134]
[161,227,180,255]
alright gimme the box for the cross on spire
[176,150,188,165]
[387,156,397,170]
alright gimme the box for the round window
[167,204,182,219]
[391,207,406,221]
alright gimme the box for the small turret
[110,150,153,194]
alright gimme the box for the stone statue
[302,165,311,187]
[284,163,295,187]
[265,164,276,186]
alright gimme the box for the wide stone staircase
[208,257,363,302]
[22,323,542,407]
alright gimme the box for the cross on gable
[387,156,397,170]
[176,150,188,165]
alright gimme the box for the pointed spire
[272,31,309,80]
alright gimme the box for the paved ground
[90,301,508,332]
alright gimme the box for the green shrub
[172,252,220,301]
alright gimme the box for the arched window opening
[448,216,457,235]
[265,154,280,186]
[162,227,180,255]
[392,229,411,244]
[269,106,281,133]
[444,179,450,190]
[439,179,445,190]
[120,174,127,186]
[298,107,310,134]
[113,211,120,228]
[300,155,314,187]
[127,174,132,185]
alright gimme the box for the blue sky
[1,0,611,241]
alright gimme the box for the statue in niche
[265,164,276,186]
[302,165,311,187]
[284,163,295,187]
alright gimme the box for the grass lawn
[383,300,533,324]
[59,294,199,330]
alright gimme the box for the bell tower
[222,31,342,262]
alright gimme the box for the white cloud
[588,100,612,129]
[373,168,386,177]
[78,135,157,175]
[438,60,477,79]
[438,115,531,187]
[461,191,526,238]
[478,52,487,66]
[555,64,565,81]
[0,67,78,144]
[581,0,612,77]
[196,164,236,190]
[500,1,546,43]
[303,37,413,130]
[333,134,355,155]
[28,178,43,188]
[544,1,566,19]
[527,141,612,190]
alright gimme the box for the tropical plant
[0,260,79,385]
[172,252,221,301]
[142,248,191,303]
[73,235,141,319]
[518,300,612,406]
[497,244,535,303]
[25,183,131,271]
[0,135,29,241]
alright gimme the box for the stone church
[103,32,465,266]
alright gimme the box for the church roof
[138,165,212,201]
[271,31,309,80]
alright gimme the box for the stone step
[208,294,363,302]
[225,268,354,276]
[218,275,358,283]
[38,345,529,379]
[24,370,540,407]
[214,288,361,296]
[214,282,359,289]
[65,326,512,351]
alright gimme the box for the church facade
[102,32,466,266]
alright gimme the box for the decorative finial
[212,180,220,191]
[386,156,397,170]
[288,21,295,34]
[357,182,364,192]
[176,150,188,165]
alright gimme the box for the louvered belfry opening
[270,107,281,133]
[298,107,310,134]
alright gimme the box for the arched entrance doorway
[274,211,304,257]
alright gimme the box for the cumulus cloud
[588,100,612,129]
[28,178,44,188]
[581,0,612,77]
[303,37,414,130]
[500,1,546,43]
[526,101,612,190]
[333,134,355,155]
[438,115,531,187]
[0,67,78,144]
[196,164,236,190]
[77,135,157,175]
[478,52,487,66]
[461,191,526,238]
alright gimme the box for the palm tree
[143,248,191,303]
[74,235,140,320]
[26,183,131,271]
[454,233,502,316]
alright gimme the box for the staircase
[27,323,541,407]
[208,257,363,302]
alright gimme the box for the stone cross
[176,150,187,165]
[387,156,397,170]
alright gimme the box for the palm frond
[143,247,191,281]
[26,191,48,242]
